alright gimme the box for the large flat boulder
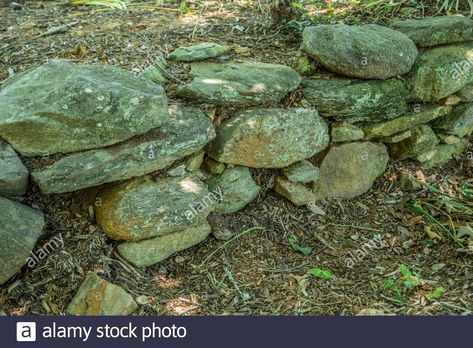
[117,223,212,267]
[301,78,410,121]
[176,62,301,106]
[302,24,417,79]
[313,142,389,200]
[406,43,473,101]
[95,175,215,241]
[207,108,329,168]
[0,198,44,284]
[31,106,215,194]
[0,142,28,197]
[0,60,169,157]
[393,16,473,48]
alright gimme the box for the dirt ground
[0,0,472,316]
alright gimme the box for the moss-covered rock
[281,160,319,183]
[169,42,230,62]
[387,125,439,160]
[177,61,301,106]
[301,78,409,121]
[303,24,417,79]
[208,108,329,168]
[432,103,473,137]
[417,138,469,168]
[393,16,473,48]
[117,223,212,267]
[331,122,364,142]
[406,43,473,101]
[0,142,28,197]
[0,60,169,157]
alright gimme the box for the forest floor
[0,0,472,316]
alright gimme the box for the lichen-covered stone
[380,130,412,143]
[0,60,169,157]
[303,24,417,79]
[117,223,211,267]
[0,198,44,284]
[208,166,260,213]
[437,133,463,145]
[208,108,329,168]
[301,78,409,121]
[95,175,215,241]
[363,105,451,138]
[313,142,389,200]
[31,106,215,194]
[331,122,364,142]
[295,56,317,76]
[416,138,469,168]
[281,160,319,183]
[432,103,473,137]
[185,150,205,172]
[387,125,439,160]
[67,273,137,315]
[406,43,473,101]
[0,142,28,197]
[169,42,230,62]
[393,16,473,48]
[177,62,301,106]
[274,176,316,206]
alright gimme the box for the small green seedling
[383,264,421,306]
[288,234,312,256]
[308,267,333,280]
[427,287,444,301]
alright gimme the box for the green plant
[308,267,333,280]
[427,287,444,301]
[383,264,421,306]
[288,234,312,255]
[69,0,127,9]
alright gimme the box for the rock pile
[0,16,472,312]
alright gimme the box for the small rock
[313,142,389,200]
[207,108,329,168]
[301,77,409,121]
[0,198,44,284]
[95,175,215,241]
[117,223,212,267]
[295,56,317,76]
[274,176,316,206]
[177,61,301,106]
[167,164,187,177]
[185,150,205,171]
[212,227,234,241]
[356,308,390,316]
[381,130,412,143]
[432,103,473,137]
[281,160,319,183]
[437,133,462,145]
[388,125,439,160]
[393,16,473,48]
[439,95,462,105]
[140,65,167,86]
[303,24,417,79]
[456,82,473,101]
[0,142,28,197]
[169,42,230,62]
[67,273,138,315]
[331,122,364,142]
[363,105,451,138]
[400,171,423,191]
[208,166,260,214]
[203,157,225,175]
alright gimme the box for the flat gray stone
[303,24,417,79]
[393,16,473,48]
[208,108,329,168]
[281,160,319,183]
[0,60,169,157]
[177,61,301,106]
[117,223,212,267]
[0,198,44,284]
[331,122,364,142]
[274,176,316,206]
[0,142,28,197]
[169,42,230,62]
[31,106,215,194]
[301,78,409,121]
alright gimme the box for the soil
[0,1,472,316]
